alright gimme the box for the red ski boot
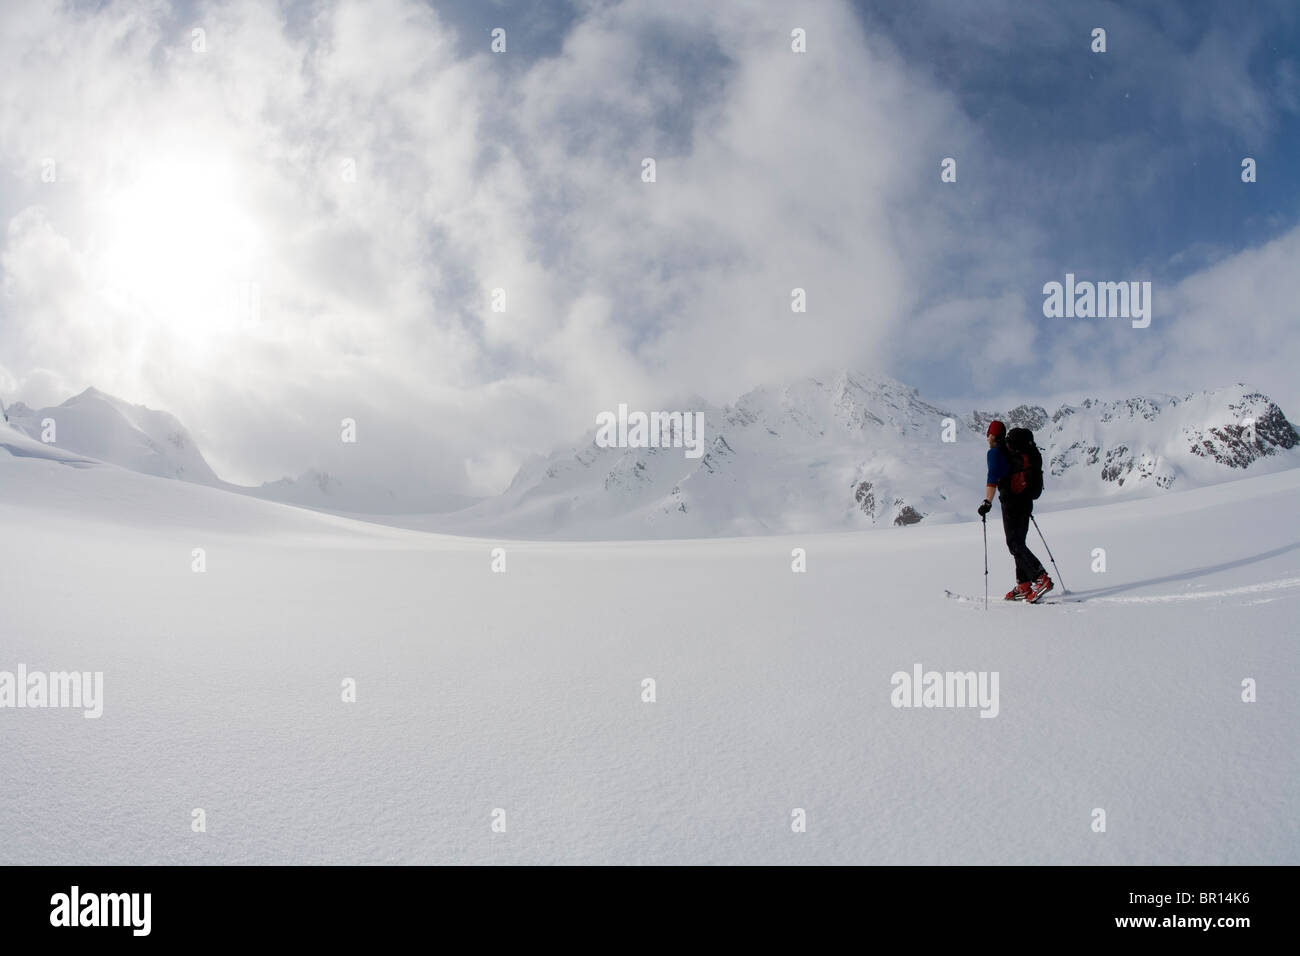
[1005,582,1033,601]
[1026,573,1054,603]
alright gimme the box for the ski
[945,589,1081,605]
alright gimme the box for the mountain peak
[66,385,106,403]
[446,376,1300,538]
[7,376,1297,536]
[7,388,218,485]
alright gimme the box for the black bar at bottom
[0,865,1285,942]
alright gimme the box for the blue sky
[865,0,1299,268]
[0,0,1296,490]
[853,0,1300,407]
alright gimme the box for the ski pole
[982,514,988,611]
[1030,515,1066,593]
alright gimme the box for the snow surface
[1,421,1296,864]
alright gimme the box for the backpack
[1003,427,1044,500]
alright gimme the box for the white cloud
[0,0,1293,497]
[0,0,994,493]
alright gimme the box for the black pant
[1001,496,1045,583]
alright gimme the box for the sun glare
[94,155,263,350]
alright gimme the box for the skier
[978,420,1053,601]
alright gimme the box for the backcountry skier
[978,420,1053,602]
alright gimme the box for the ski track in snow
[946,577,1300,607]
[1085,577,1300,604]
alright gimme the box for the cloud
[0,0,991,492]
[1155,226,1300,411]
[0,0,1295,497]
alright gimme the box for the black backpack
[1004,427,1044,500]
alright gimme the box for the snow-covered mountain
[5,373,1296,536]
[2,389,474,515]
[431,373,1300,538]
[253,467,479,515]
[4,387,221,484]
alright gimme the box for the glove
[977,500,992,517]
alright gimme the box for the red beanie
[986,420,1006,439]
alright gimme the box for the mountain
[971,389,1300,490]
[430,373,1300,538]
[254,467,479,515]
[5,374,1296,536]
[4,387,221,484]
[2,388,476,515]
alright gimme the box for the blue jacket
[986,445,1013,486]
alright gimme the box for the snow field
[1,449,1296,863]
